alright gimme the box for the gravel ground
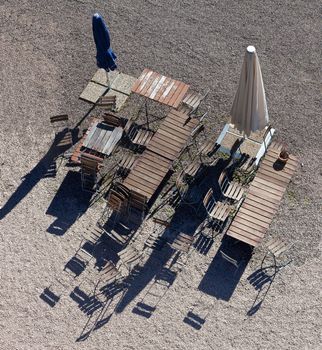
[0,1,321,349]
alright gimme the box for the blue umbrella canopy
[92,13,117,71]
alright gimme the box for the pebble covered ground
[0,1,321,349]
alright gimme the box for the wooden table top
[83,121,123,156]
[147,108,199,161]
[122,150,172,201]
[131,68,190,108]
[226,143,298,247]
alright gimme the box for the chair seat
[223,181,245,202]
[131,129,154,147]
[266,238,288,257]
[97,95,116,110]
[100,261,120,285]
[209,202,232,222]
[182,92,203,110]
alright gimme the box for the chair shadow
[70,286,104,316]
[114,164,222,314]
[39,287,60,307]
[198,237,252,301]
[183,311,206,330]
[246,266,277,316]
[0,128,79,220]
[132,265,178,318]
[46,170,92,235]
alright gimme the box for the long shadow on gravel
[46,170,92,235]
[0,129,76,220]
[114,160,230,314]
[198,237,252,301]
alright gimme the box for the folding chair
[182,90,209,116]
[202,188,232,233]
[218,171,245,203]
[261,238,292,273]
[117,245,142,271]
[144,218,169,253]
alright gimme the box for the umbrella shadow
[0,129,78,220]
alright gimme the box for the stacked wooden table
[226,142,299,247]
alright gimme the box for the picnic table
[131,68,190,108]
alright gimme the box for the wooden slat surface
[147,108,197,161]
[132,69,190,108]
[226,146,298,247]
[123,150,172,200]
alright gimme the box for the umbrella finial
[247,45,256,53]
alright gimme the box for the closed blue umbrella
[92,13,117,71]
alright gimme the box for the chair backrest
[123,119,134,134]
[114,183,130,199]
[103,112,122,127]
[262,125,273,151]
[107,189,127,212]
[152,217,170,227]
[203,188,216,214]
[129,190,148,213]
[80,153,101,174]
[175,170,186,191]
[218,171,229,189]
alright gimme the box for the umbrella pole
[105,69,111,89]
[145,99,150,129]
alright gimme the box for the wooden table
[131,68,190,108]
[147,108,199,161]
[226,142,298,247]
[122,150,172,202]
[83,121,123,156]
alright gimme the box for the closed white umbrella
[230,46,269,137]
